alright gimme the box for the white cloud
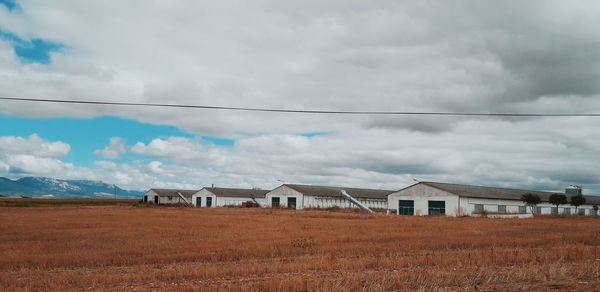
[132,137,225,164]
[2,1,600,135]
[94,137,126,159]
[2,2,600,193]
[147,161,164,175]
[5,154,73,175]
[0,134,70,158]
[0,159,9,172]
[119,123,600,193]
[94,160,116,169]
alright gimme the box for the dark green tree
[521,193,541,214]
[570,195,586,214]
[548,193,567,214]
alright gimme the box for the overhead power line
[1,96,600,117]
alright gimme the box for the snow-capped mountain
[0,177,143,198]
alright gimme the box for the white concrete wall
[303,195,387,209]
[389,183,599,217]
[158,195,191,205]
[303,196,351,208]
[143,190,190,204]
[192,189,267,207]
[158,195,189,204]
[388,184,460,216]
[460,197,526,215]
[143,190,158,204]
[266,185,388,210]
[460,198,598,216]
[265,185,304,209]
[191,189,217,207]
[217,197,266,207]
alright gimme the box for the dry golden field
[1,205,599,291]
[0,198,137,207]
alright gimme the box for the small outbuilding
[191,187,269,207]
[143,189,196,205]
[265,184,393,210]
[388,182,600,217]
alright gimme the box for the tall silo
[565,185,582,195]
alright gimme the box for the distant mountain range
[0,177,144,199]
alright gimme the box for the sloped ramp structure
[176,191,192,205]
[341,190,374,213]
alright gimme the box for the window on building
[551,207,558,215]
[578,208,586,216]
[498,205,506,213]
[592,209,598,216]
[196,197,202,207]
[428,201,445,216]
[206,197,212,207]
[271,197,280,207]
[518,206,527,214]
[398,200,414,215]
[474,204,484,212]
[168,196,172,201]
[563,208,571,215]
[535,207,542,214]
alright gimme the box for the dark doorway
[143,195,147,203]
[271,197,280,207]
[287,197,297,209]
[206,197,212,207]
[196,197,202,207]
[398,200,414,215]
[428,200,445,215]
[154,196,159,204]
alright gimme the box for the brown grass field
[1,204,599,291]
[0,198,138,207]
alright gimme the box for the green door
[196,197,202,207]
[272,197,280,207]
[398,200,414,215]
[287,197,297,209]
[206,197,212,207]
[428,201,445,216]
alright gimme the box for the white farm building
[265,184,393,210]
[388,182,600,217]
[192,187,269,207]
[143,189,196,205]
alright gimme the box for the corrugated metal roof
[283,184,393,199]
[149,189,196,198]
[421,182,600,205]
[203,187,269,198]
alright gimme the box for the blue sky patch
[0,0,19,12]
[202,136,235,146]
[301,132,331,138]
[0,114,234,167]
[0,30,62,64]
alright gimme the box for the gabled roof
[420,182,600,205]
[283,184,393,199]
[148,189,197,198]
[202,187,269,198]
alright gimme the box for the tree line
[521,193,598,215]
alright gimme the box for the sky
[1,1,600,193]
